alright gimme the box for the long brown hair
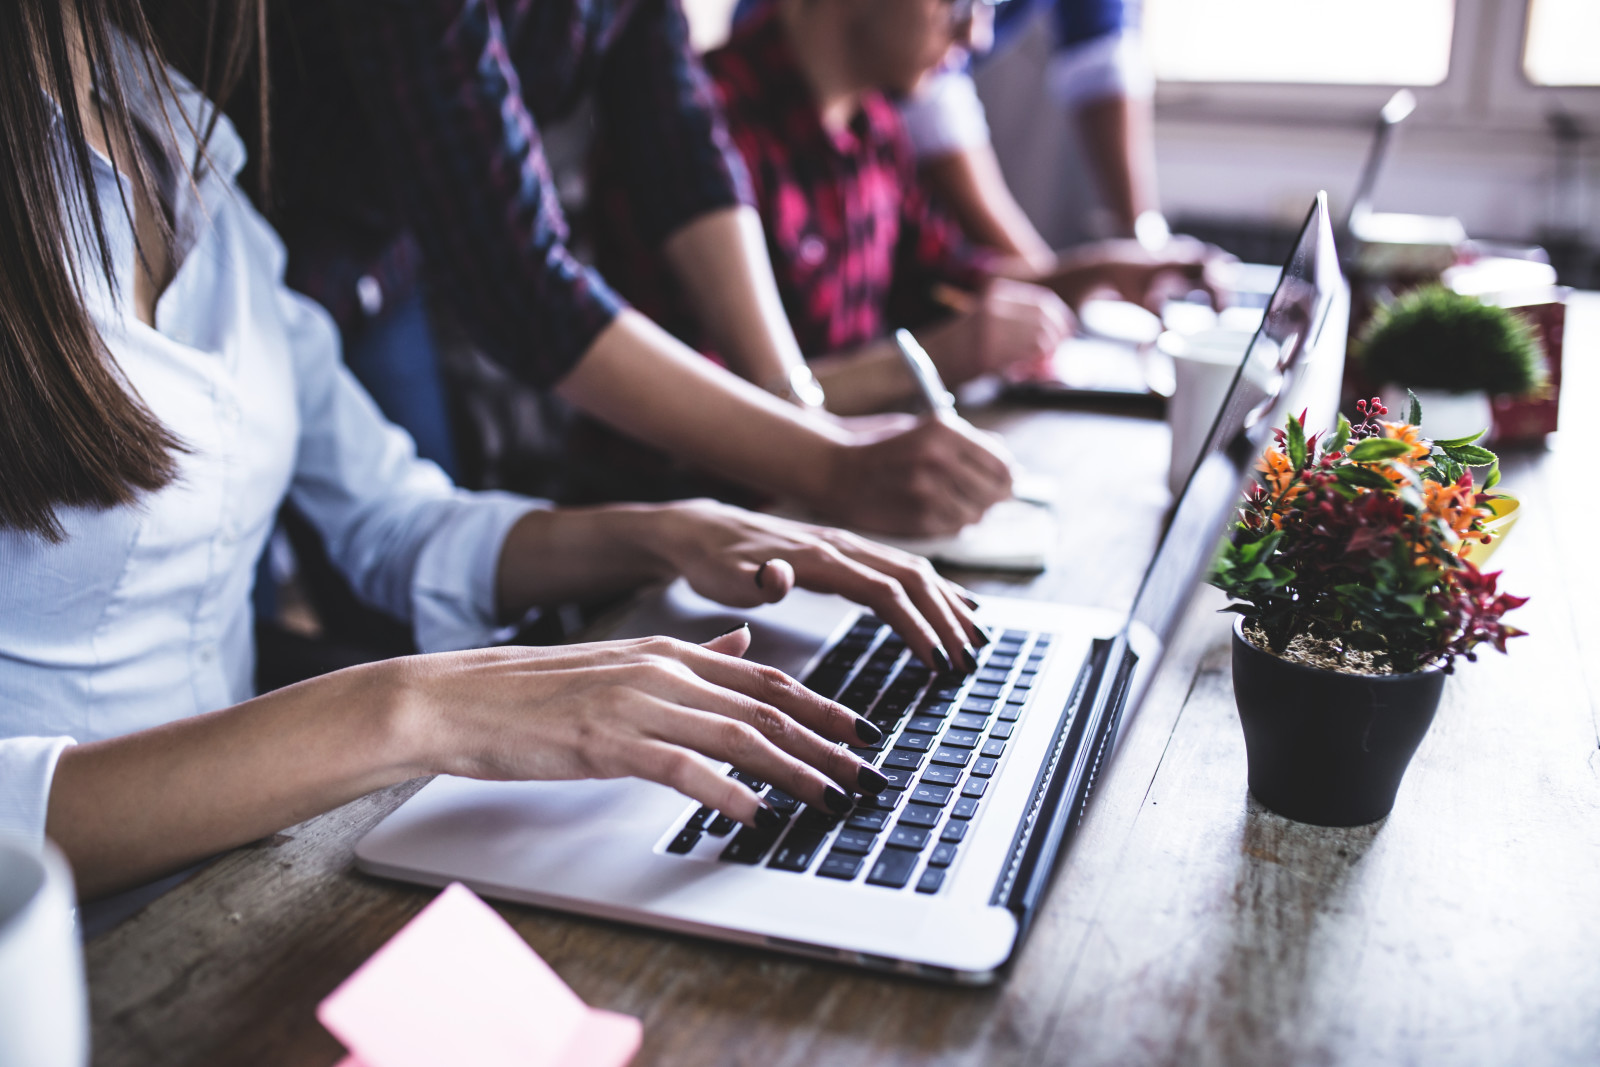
[0,0,265,541]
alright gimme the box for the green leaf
[1406,388,1422,427]
[1285,414,1307,471]
[1432,430,1486,448]
[1348,437,1412,461]
[1327,413,1352,457]
[1484,462,1502,491]
[1336,464,1395,489]
[1442,443,1497,466]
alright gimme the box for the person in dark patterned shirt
[259,0,1014,538]
[596,0,1221,415]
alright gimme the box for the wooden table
[86,297,1600,1066]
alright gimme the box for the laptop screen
[1127,193,1348,643]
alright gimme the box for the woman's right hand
[406,626,889,827]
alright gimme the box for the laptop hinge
[993,635,1138,931]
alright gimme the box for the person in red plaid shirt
[596,0,1221,416]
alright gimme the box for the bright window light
[1145,0,1456,86]
[1523,0,1600,86]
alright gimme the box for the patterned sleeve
[330,0,625,389]
[591,0,753,248]
[886,124,993,330]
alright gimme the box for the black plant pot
[1231,617,1446,826]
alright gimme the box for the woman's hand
[408,626,889,827]
[649,498,986,674]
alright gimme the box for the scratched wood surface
[85,297,1600,1066]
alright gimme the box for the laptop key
[706,813,737,837]
[952,797,981,820]
[904,715,944,734]
[832,828,879,855]
[1001,630,1029,643]
[794,807,840,833]
[818,851,865,881]
[764,789,801,814]
[976,669,1009,685]
[859,789,903,812]
[920,765,961,786]
[918,699,956,716]
[960,698,996,714]
[988,721,1016,740]
[952,712,990,731]
[915,867,945,894]
[720,827,780,864]
[997,704,1025,723]
[942,729,982,749]
[940,822,969,844]
[897,803,942,829]
[984,653,1017,669]
[961,779,988,798]
[879,766,916,790]
[931,746,972,767]
[886,825,931,851]
[866,848,919,888]
[846,809,891,832]
[894,732,933,753]
[969,683,1004,699]
[971,757,1000,778]
[911,783,953,807]
[686,806,714,830]
[927,842,959,868]
[981,738,1007,759]
[884,750,925,771]
[667,827,701,854]
[768,831,826,872]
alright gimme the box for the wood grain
[84,297,1600,1065]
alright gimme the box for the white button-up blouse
[0,52,539,846]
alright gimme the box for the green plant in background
[1358,285,1546,397]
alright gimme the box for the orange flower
[1422,479,1492,551]
[1380,421,1433,466]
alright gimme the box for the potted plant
[1209,395,1528,826]
[1358,285,1547,441]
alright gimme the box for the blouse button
[799,236,827,267]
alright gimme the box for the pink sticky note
[318,882,641,1067]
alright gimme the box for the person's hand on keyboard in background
[917,278,1075,387]
[642,499,986,674]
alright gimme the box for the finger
[622,736,781,829]
[701,622,752,657]
[666,638,877,746]
[829,535,978,670]
[935,414,1015,490]
[660,698,877,812]
[907,462,988,531]
[787,542,959,672]
[751,557,795,603]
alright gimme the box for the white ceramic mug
[0,839,90,1067]
[1163,327,1256,499]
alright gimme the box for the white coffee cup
[0,839,90,1067]
[1163,327,1256,499]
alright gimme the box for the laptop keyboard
[662,615,1053,894]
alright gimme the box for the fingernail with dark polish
[713,622,750,639]
[973,625,993,648]
[960,594,980,610]
[854,717,884,744]
[754,803,785,832]
[961,645,979,673]
[858,765,890,794]
[823,786,853,814]
[931,647,952,674]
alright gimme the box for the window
[1523,0,1600,87]
[1144,0,1457,86]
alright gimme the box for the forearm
[1075,94,1158,237]
[46,663,425,899]
[919,146,1055,271]
[556,309,846,504]
[809,338,921,417]
[662,206,807,386]
[495,504,680,617]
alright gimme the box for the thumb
[701,622,753,658]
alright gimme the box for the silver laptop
[355,194,1348,984]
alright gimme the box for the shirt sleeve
[272,254,546,654]
[897,70,993,161]
[590,0,752,248]
[328,0,625,389]
[0,736,74,849]
[1047,29,1154,106]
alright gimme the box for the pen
[893,328,956,415]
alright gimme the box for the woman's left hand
[652,499,985,673]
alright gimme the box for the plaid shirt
[265,0,750,388]
[592,6,989,361]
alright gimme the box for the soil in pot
[1231,617,1446,826]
